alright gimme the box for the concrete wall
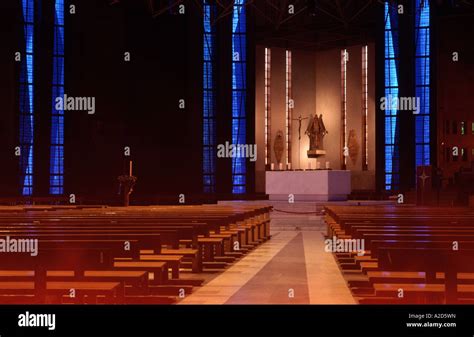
[314,48,341,171]
[291,51,316,169]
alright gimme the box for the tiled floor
[226,232,310,304]
[180,202,356,305]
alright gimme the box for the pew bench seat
[113,261,168,284]
[139,255,183,279]
[0,270,148,288]
[368,271,474,284]
[0,281,123,304]
[141,248,201,273]
[374,283,474,298]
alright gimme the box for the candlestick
[287,163,291,170]
[316,160,321,170]
[279,163,283,170]
[271,163,274,171]
[325,161,330,169]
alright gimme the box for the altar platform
[265,170,351,201]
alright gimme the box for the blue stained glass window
[53,26,64,55]
[22,1,34,23]
[232,119,246,143]
[52,58,65,85]
[231,2,247,194]
[232,65,247,88]
[414,0,431,167]
[49,0,65,195]
[203,0,217,193]
[19,0,35,196]
[383,1,400,190]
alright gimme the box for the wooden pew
[377,246,474,303]
[0,247,123,304]
[0,204,272,304]
[324,205,474,304]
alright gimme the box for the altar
[265,170,351,201]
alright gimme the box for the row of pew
[0,204,272,304]
[324,205,474,304]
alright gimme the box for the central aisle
[180,207,355,304]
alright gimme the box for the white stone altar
[265,170,351,201]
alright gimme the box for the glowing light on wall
[341,49,348,169]
[362,45,368,171]
[285,50,292,167]
[264,47,271,167]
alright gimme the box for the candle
[287,163,291,170]
[326,161,330,169]
[129,161,133,176]
[271,163,274,171]
[279,163,283,170]
[316,160,321,170]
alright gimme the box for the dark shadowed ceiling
[113,0,474,51]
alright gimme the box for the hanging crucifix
[292,114,309,169]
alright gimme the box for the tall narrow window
[19,0,35,196]
[362,45,369,171]
[50,0,65,195]
[203,0,216,193]
[264,47,271,167]
[285,50,292,168]
[341,49,348,169]
[414,0,431,167]
[231,0,246,194]
[384,1,400,190]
